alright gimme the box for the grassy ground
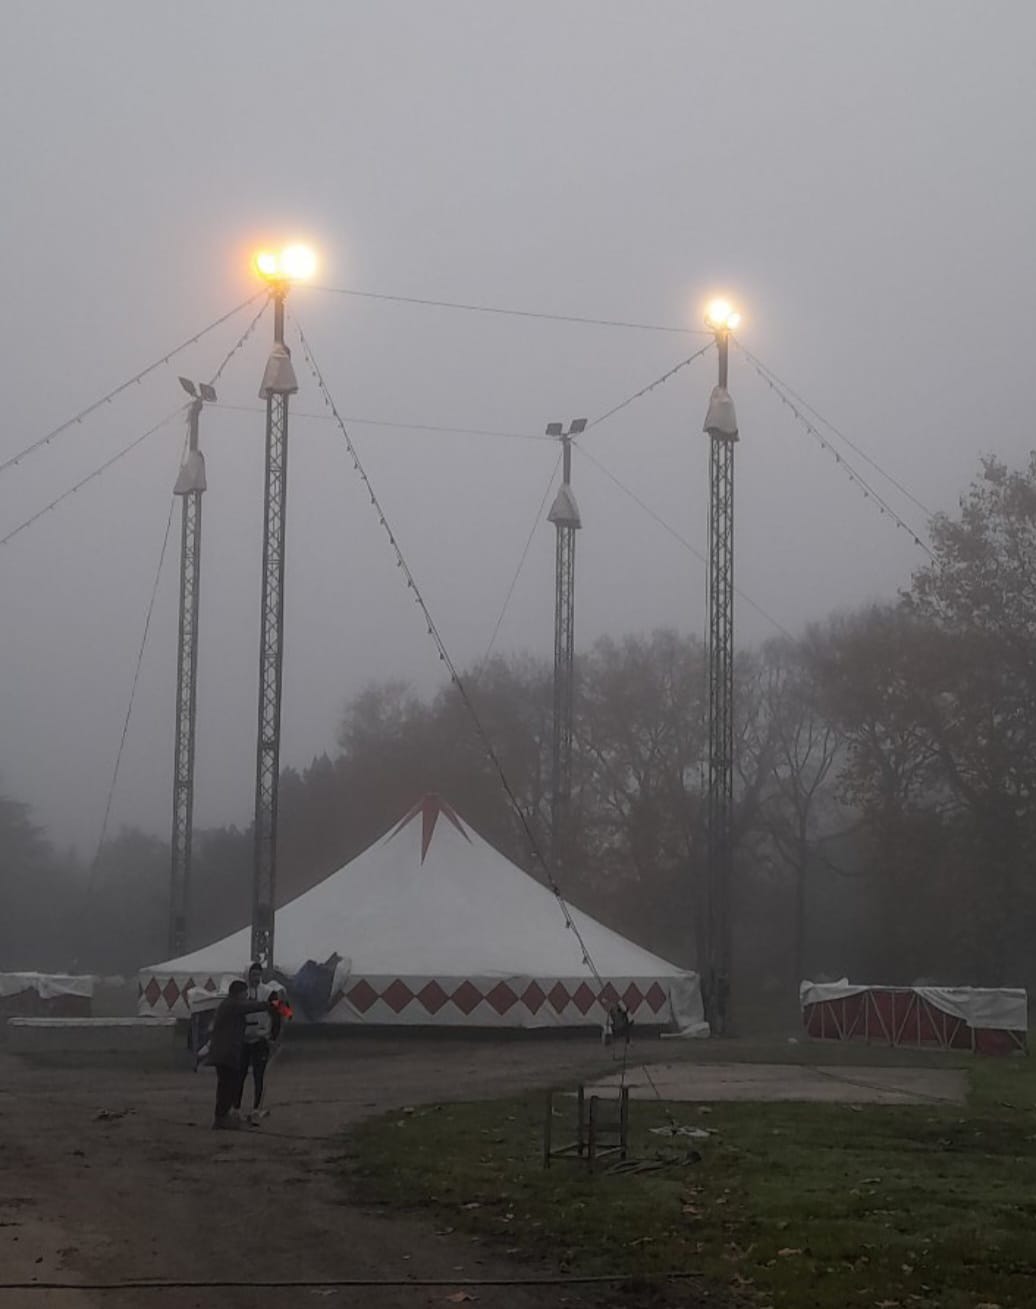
[347,1051,1036,1308]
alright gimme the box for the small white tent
[139,795,705,1032]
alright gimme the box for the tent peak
[388,793,472,863]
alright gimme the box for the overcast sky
[1,1,1034,851]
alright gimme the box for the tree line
[2,453,1035,1010]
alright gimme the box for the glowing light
[253,244,318,282]
[706,299,739,330]
[278,244,317,281]
[705,298,741,332]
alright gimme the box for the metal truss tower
[546,419,586,881]
[703,330,739,1034]
[168,380,214,955]
[251,287,298,975]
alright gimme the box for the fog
[1,1,1034,852]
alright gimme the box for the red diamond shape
[161,978,181,1010]
[622,983,645,1012]
[204,977,217,992]
[183,977,196,997]
[381,979,414,1014]
[572,982,596,1016]
[600,983,620,1009]
[451,980,482,1015]
[486,982,518,1015]
[522,981,546,1014]
[645,982,667,1014]
[144,978,161,1007]
[347,979,378,1013]
[548,982,571,1014]
[417,981,449,1015]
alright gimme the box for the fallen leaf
[777,1248,803,1257]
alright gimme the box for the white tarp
[0,973,95,1000]
[141,795,704,1033]
[800,979,1027,1032]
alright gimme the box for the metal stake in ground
[546,419,586,884]
[168,379,215,956]
[249,244,316,975]
[702,299,741,1035]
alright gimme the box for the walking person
[235,962,284,1126]
[208,980,275,1130]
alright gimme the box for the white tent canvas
[139,795,705,1032]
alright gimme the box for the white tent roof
[148,794,686,980]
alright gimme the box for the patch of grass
[347,1056,1036,1308]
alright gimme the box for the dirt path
[0,1038,723,1308]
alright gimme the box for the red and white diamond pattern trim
[140,971,674,1023]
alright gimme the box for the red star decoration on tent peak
[388,793,472,864]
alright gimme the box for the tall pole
[547,419,585,881]
[703,321,739,1034]
[251,285,298,975]
[168,391,208,955]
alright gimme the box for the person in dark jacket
[235,962,284,1125]
[209,981,274,1130]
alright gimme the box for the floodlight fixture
[253,243,318,284]
[255,251,280,279]
[180,377,217,403]
[568,418,588,435]
[545,422,563,437]
[704,298,742,333]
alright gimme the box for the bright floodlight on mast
[249,243,315,976]
[702,297,740,1036]
[546,418,586,884]
[169,378,213,955]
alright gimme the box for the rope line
[480,450,563,669]
[585,340,715,434]
[292,315,607,992]
[88,457,181,886]
[0,407,185,551]
[212,402,553,443]
[208,296,270,384]
[573,442,795,640]
[0,301,267,553]
[307,284,711,336]
[737,343,934,519]
[736,342,933,557]
[0,292,264,479]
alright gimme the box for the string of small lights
[736,339,933,557]
[0,292,265,479]
[293,314,608,989]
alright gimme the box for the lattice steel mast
[703,308,740,1035]
[251,284,298,974]
[546,419,586,880]
[168,379,214,955]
